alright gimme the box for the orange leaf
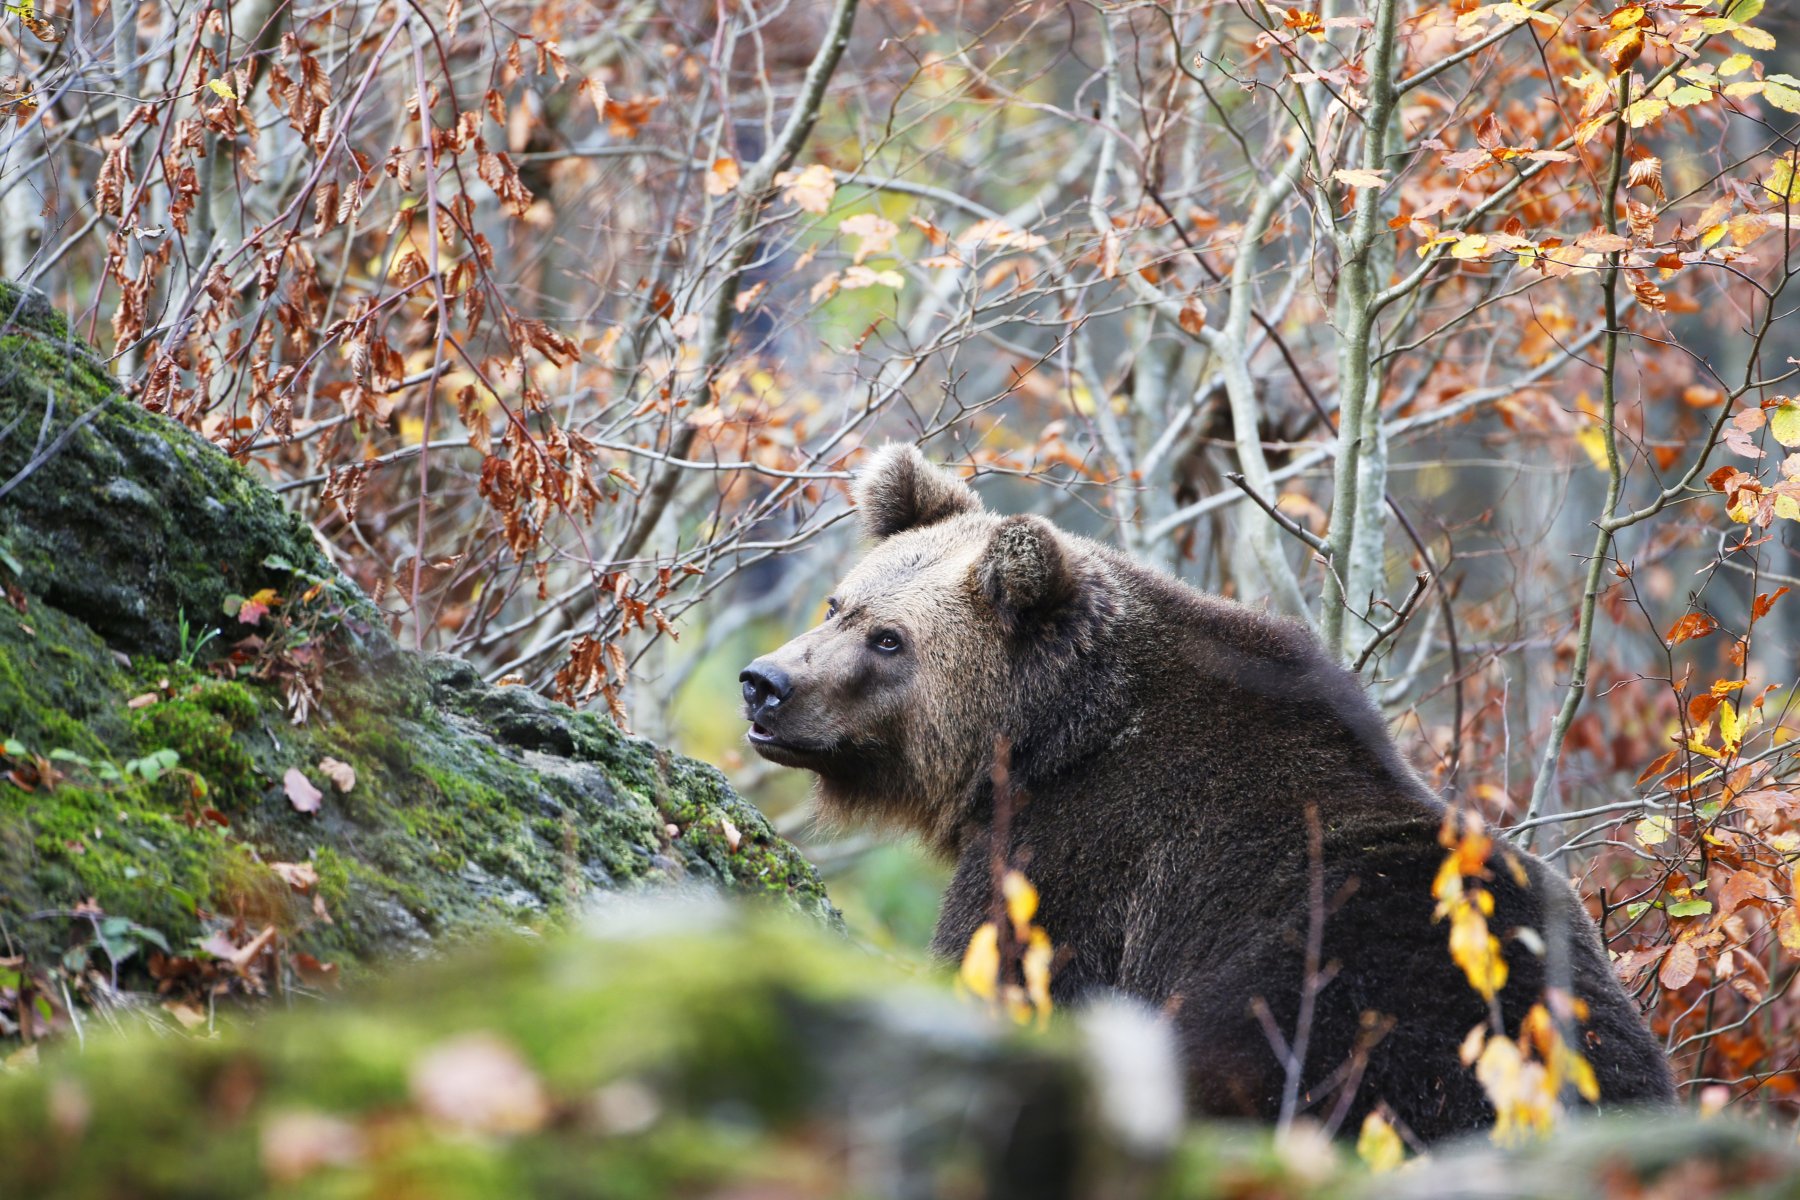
[1753,587,1789,622]
[1665,612,1718,647]
[704,157,740,197]
[1660,940,1698,990]
[1636,750,1678,786]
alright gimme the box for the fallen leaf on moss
[284,768,322,813]
[318,757,356,793]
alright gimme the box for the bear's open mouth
[745,722,827,767]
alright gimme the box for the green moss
[1,776,242,962]
[0,604,122,755]
[126,682,262,809]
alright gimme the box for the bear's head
[738,444,1092,850]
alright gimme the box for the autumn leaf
[838,212,898,264]
[1601,27,1644,75]
[293,953,339,988]
[1634,815,1674,847]
[1002,870,1038,939]
[1778,908,1800,954]
[206,78,238,101]
[1357,1111,1405,1171]
[283,767,323,813]
[410,1032,548,1135]
[839,265,904,291]
[1623,97,1668,129]
[270,861,319,892]
[236,587,279,625]
[1332,167,1389,189]
[1178,297,1207,335]
[601,94,661,139]
[1659,940,1699,989]
[957,219,1048,251]
[1764,156,1800,205]
[1444,883,1508,1000]
[1770,402,1800,448]
[318,757,356,793]
[958,921,1001,1000]
[1665,611,1717,647]
[776,163,837,214]
[1636,750,1677,786]
[704,157,740,197]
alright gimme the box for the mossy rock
[0,280,381,663]
[0,281,834,1020]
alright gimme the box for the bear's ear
[853,443,982,540]
[979,515,1076,625]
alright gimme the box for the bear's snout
[739,661,793,732]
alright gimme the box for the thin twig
[1352,571,1431,673]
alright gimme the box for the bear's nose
[739,662,793,714]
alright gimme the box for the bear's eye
[871,630,903,654]
[824,598,840,621]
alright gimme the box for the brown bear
[739,444,1675,1141]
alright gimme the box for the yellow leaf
[1764,157,1800,204]
[1475,1035,1555,1144]
[1720,53,1755,77]
[1731,25,1775,50]
[1569,1051,1601,1103]
[958,922,1000,1000]
[1449,898,1509,999]
[1357,1112,1405,1172]
[1624,97,1668,128]
[1575,425,1609,471]
[1450,234,1491,260]
[1778,907,1800,954]
[1770,402,1800,447]
[1002,870,1038,938]
[1635,815,1675,847]
[1416,231,1460,257]
[1721,700,1744,752]
[1767,81,1800,114]
[1431,853,1464,906]
[1022,927,1054,1025]
[206,78,237,101]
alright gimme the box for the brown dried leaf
[283,767,323,813]
[1659,940,1698,990]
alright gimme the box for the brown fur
[741,444,1675,1141]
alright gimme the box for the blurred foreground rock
[1,910,1794,1200]
[0,280,832,1033]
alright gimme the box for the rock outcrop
[0,280,832,1015]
